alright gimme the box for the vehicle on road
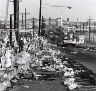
[57,41,76,47]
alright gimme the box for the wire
[32,9,39,18]
[19,2,32,21]
[20,1,39,19]
[0,10,10,17]
[20,1,31,15]
[0,10,6,14]
[0,16,6,18]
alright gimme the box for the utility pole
[32,18,35,37]
[60,11,63,27]
[21,8,30,29]
[10,14,12,46]
[49,17,51,28]
[25,8,26,29]
[14,0,19,44]
[89,16,91,42]
[76,18,78,37]
[41,15,46,36]
[21,13,23,28]
[76,18,78,30]
[94,21,95,31]
[10,0,22,47]
[87,16,93,42]
[80,22,82,34]
[83,23,84,34]
[10,0,20,44]
[38,0,42,36]
[86,21,88,31]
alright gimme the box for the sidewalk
[0,36,41,91]
[0,50,30,91]
[0,68,18,91]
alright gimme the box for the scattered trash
[0,34,95,91]
[23,85,29,88]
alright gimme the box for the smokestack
[67,18,69,22]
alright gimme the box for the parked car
[57,42,76,47]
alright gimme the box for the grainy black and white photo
[0,0,96,91]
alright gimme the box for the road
[55,45,96,74]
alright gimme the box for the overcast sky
[0,0,96,22]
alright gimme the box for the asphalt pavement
[55,45,96,74]
[9,78,68,91]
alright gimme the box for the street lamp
[44,4,72,9]
[67,7,72,9]
[38,1,72,36]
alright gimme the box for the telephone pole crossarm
[21,8,30,29]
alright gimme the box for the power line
[0,10,6,14]
[20,1,39,19]
[24,9,39,21]
[20,1,31,16]
[0,16,6,18]
[21,8,30,29]
[32,9,39,18]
